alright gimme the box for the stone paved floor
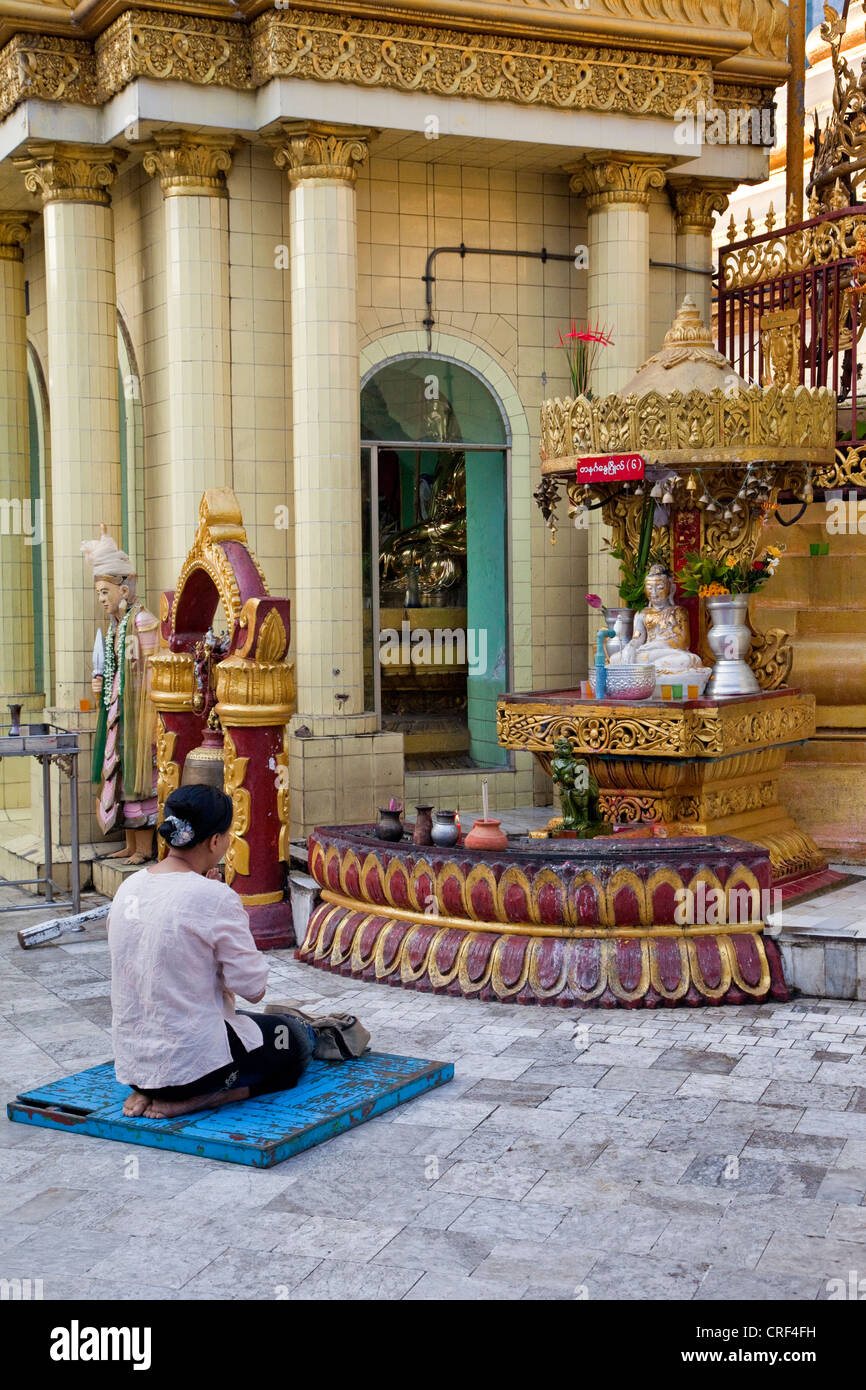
[3,887,866,1301]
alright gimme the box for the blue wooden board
[7,1054,454,1168]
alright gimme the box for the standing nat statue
[82,527,158,864]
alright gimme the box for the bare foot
[122,1089,150,1117]
[124,853,149,866]
[103,846,130,859]
[142,1085,251,1120]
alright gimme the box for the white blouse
[109,868,269,1089]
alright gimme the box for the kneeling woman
[109,784,313,1120]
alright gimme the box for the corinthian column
[18,144,125,708]
[272,121,371,722]
[568,154,671,647]
[669,178,736,325]
[569,154,671,394]
[0,213,39,729]
[271,122,404,834]
[143,132,238,578]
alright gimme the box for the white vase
[705,594,760,698]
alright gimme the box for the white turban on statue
[81,524,135,582]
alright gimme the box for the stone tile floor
[3,884,866,1301]
[769,863,866,937]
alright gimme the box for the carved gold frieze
[0,5,731,122]
[253,10,712,120]
[496,692,817,759]
[541,382,837,470]
[0,33,97,116]
[223,729,250,886]
[95,9,251,98]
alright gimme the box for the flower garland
[101,606,135,711]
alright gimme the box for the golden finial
[787,193,800,224]
[727,213,737,243]
[743,208,755,238]
[828,178,849,210]
[765,203,776,232]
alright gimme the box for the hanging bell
[686,474,697,493]
[723,508,732,520]
[732,501,742,513]
[634,484,644,495]
[650,482,663,499]
[699,493,712,506]
[182,718,226,791]
[662,489,674,505]
[706,501,719,513]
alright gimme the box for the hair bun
[158,814,195,848]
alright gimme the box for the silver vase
[705,595,760,698]
[602,607,635,660]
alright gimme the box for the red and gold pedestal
[497,687,825,885]
[150,489,295,948]
[299,824,789,1008]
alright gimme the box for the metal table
[0,725,80,914]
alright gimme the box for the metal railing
[718,203,866,484]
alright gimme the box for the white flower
[163,815,195,847]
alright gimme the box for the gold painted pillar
[18,144,125,710]
[271,123,404,834]
[669,179,735,326]
[143,132,238,581]
[0,213,40,812]
[569,155,671,646]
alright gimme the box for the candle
[482,779,489,822]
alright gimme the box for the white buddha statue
[610,563,704,677]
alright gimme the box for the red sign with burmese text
[576,453,645,484]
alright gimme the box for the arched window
[361,355,509,771]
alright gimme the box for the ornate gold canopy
[540,297,837,474]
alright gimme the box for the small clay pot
[376,807,404,842]
[464,818,509,851]
[413,805,434,846]
[430,810,460,848]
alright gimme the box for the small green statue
[549,737,611,837]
